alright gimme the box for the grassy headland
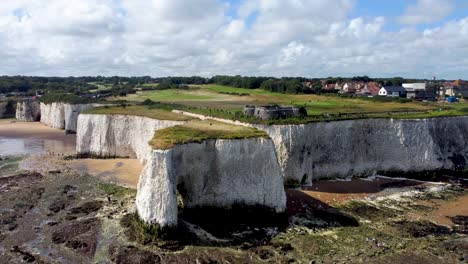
[150,120,269,150]
[83,105,194,122]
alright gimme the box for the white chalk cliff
[72,110,468,227]
[40,102,97,132]
[77,114,184,161]
[255,116,468,184]
[16,101,41,122]
[136,138,286,226]
[76,113,287,227]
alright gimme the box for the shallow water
[0,136,76,156]
[0,121,76,156]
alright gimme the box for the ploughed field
[1,153,466,263]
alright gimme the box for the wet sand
[418,194,468,226]
[301,177,424,205]
[0,120,69,139]
[69,159,142,188]
[0,120,76,156]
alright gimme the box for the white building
[402,83,426,91]
[379,86,407,97]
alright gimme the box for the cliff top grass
[83,105,194,121]
[149,120,269,149]
[116,84,435,113]
[40,93,101,105]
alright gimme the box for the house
[379,86,407,97]
[443,80,468,98]
[403,83,437,101]
[304,81,314,88]
[323,83,336,91]
[341,83,357,94]
[359,82,380,96]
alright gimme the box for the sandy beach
[0,119,73,140]
[69,159,142,188]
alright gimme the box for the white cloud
[399,0,455,25]
[0,0,467,79]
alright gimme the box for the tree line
[0,75,437,96]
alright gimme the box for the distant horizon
[0,75,465,82]
[1,1,467,79]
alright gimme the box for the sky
[0,0,467,79]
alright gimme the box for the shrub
[40,93,99,104]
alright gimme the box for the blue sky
[1,0,467,79]
[225,0,468,31]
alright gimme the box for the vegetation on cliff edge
[40,93,100,105]
[83,105,194,121]
[150,120,269,149]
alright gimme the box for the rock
[77,113,286,228]
[16,100,40,122]
[0,100,16,119]
[40,102,100,132]
[136,138,286,227]
[109,245,162,264]
[254,116,468,183]
[76,114,184,160]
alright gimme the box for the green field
[111,84,468,124]
[88,82,113,93]
[118,85,435,113]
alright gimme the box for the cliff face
[77,114,286,227]
[40,103,65,129]
[16,101,40,122]
[255,117,468,184]
[76,114,185,161]
[40,103,95,132]
[136,138,286,226]
[0,102,8,118]
[64,104,94,132]
[0,101,16,119]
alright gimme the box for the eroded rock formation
[77,114,184,160]
[76,114,286,227]
[255,117,468,184]
[136,138,286,226]
[16,100,40,122]
[40,103,97,132]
